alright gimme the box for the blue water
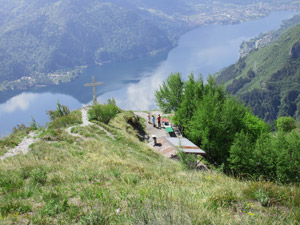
[0,11,297,137]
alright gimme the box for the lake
[0,11,297,137]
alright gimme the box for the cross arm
[84,82,104,87]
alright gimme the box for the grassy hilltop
[0,106,299,224]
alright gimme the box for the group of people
[148,113,161,129]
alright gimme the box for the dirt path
[1,107,116,161]
[66,107,93,137]
[0,132,39,160]
[66,107,116,140]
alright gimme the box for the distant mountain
[0,0,298,92]
[216,18,300,122]
[0,0,180,85]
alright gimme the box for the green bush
[88,103,119,124]
[12,123,29,134]
[48,110,82,129]
[30,117,39,130]
[275,116,296,132]
[229,130,300,183]
[47,101,70,121]
[275,131,300,183]
[178,150,198,170]
[228,131,256,176]
[46,101,82,129]
[252,134,278,179]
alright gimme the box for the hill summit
[0,106,299,224]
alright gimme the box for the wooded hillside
[217,21,300,122]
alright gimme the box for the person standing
[152,115,155,127]
[157,114,161,129]
[147,113,151,124]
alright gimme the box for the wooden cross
[84,76,104,105]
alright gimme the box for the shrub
[178,150,198,170]
[275,116,296,132]
[12,123,29,134]
[30,117,39,130]
[229,130,300,183]
[252,134,279,179]
[88,103,119,124]
[186,95,248,166]
[47,101,70,121]
[48,110,82,129]
[275,131,300,183]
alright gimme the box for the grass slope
[0,111,300,224]
[216,22,300,122]
[219,23,300,89]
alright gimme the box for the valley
[0,0,299,92]
[1,2,300,223]
[0,11,297,137]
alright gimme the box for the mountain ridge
[0,0,298,92]
[216,19,300,122]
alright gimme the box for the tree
[276,131,300,183]
[154,73,184,113]
[204,75,226,99]
[185,89,246,166]
[173,73,204,132]
[228,131,256,175]
[275,116,296,132]
[243,111,270,139]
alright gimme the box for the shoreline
[1,10,298,96]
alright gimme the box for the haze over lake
[0,11,297,137]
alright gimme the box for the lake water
[0,11,297,137]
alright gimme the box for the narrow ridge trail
[66,107,116,140]
[0,132,39,160]
[1,107,116,161]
